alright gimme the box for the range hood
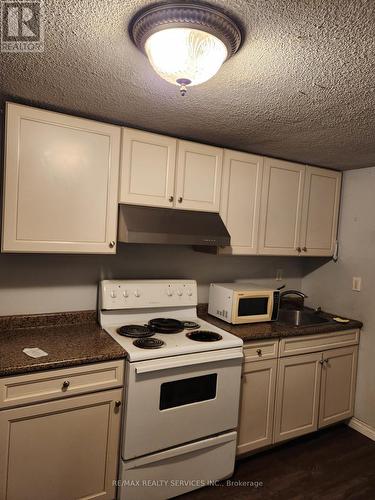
[118,204,230,246]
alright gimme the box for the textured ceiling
[0,0,374,170]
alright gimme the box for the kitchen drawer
[279,330,360,357]
[0,360,124,409]
[243,339,279,362]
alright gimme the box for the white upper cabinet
[220,150,263,255]
[119,128,177,208]
[175,141,223,212]
[258,158,305,255]
[2,103,120,254]
[300,166,342,256]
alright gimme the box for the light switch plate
[352,277,362,291]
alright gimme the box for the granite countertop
[197,304,363,342]
[0,311,126,377]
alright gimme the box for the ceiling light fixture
[130,3,242,96]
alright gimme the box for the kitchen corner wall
[0,245,303,316]
[302,166,375,430]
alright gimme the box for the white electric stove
[99,279,242,361]
[99,279,243,500]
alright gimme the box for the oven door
[232,291,274,324]
[123,348,243,459]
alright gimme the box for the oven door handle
[135,349,243,374]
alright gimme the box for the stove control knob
[123,290,128,298]
[186,288,193,297]
[177,289,183,296]
[134,289,141,298]
[167,288,173,297]
[110,290,117,299]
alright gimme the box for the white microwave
[208,283,280,324]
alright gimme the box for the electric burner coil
[148,318,184,334]
[117,325,154,338]
[186,330,223,342]
[133,337,166,349]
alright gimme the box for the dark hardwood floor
[182,425,375,499]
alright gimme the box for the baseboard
[348,417,375,441]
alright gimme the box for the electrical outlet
[276,269,283,281]
[352,277,362,292]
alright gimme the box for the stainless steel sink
[278,309,331,327]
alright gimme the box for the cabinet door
[175,140,223,212]
[258,158,305,255]
[319,346,358,428]
[0,389,122,500]
[237,359,277,455]
[274,352,322,443]
[2,103,120,253]
[300,166,342,256]
[119,128,177,208]
[220,150,263,255]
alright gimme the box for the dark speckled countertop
[0,311,126,377]
[197,304,363,342]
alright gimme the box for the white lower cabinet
[0,360,124,500]
[273,352,322,443]
[319,345,358,427]
[274,344,358,444]
[237,358,277,454]
[0,389,122,500]
[238,333,360,453]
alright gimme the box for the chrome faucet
[280,290,308,309]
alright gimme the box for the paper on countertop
[332,317,350,323]
[22,347,48,358]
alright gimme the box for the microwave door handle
[135,350,243,375]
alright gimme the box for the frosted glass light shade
[144,28,228,87]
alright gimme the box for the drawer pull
[115,400,122,407]
[62,380,70,389]
[256,349,262,356]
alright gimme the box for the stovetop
[99,280,243,362]
[104,316,242,361]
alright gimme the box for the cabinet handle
[115,400,122,408]
[62,380,70,389]
[302,247,307,252]
[256,349,262,356]
[178,197,183,203]
[323,358,329,364]
[109,241,116,248]
[296,247,301,253]
[169,195,174,202]
[319,360,324,365]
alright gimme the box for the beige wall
[303,167,375,429]
[0,245,303,316]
